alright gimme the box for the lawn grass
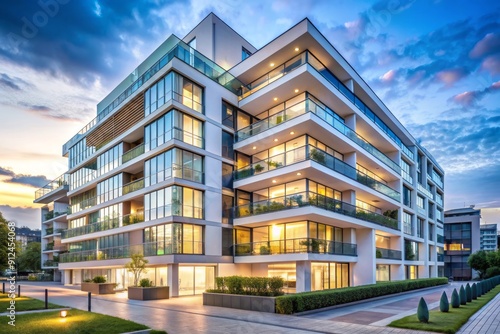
[389,285,500,334]
[0,309,151,334]
[0,293,63,311]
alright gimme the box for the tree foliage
[0,212,12,273]
[17,242,41,272]
[467,250,489,279]
[125,253,149,287]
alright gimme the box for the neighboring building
[16,227,41,251]
[34,13,445,294]
[444,208,481,280]
[480,223,498,251]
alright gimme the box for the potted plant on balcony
[254,164,265,173]
[126,253,169,300]
[299,239,325,253]
[81,275,116,294]
[310,148,326,164]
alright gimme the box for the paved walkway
[13,281,500,334]
[456,289,500,334]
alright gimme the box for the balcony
[44,242,54,251]
[45,228,54,236]
[59,241,203,263]
[233,191,399,230]
[43,260,58,267]
[401,170,413,184]
[417,183,433,200]
[376,247,402,260]
[62,211,145,239]
[234,238,357,257]
[236,96,400,173]
[34,173,69,203]
[234,145,400,202]
[239,50,413,159]
[122,144,145,164]
[43,209,69,222]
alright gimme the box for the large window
[145,148,203,186]
[222,101,255,130]
[405,239,419,261]
[144,185,203,221]
[403,186,411,208]
[417,195,425,209]
[222,163,233,189]
[311,262,349,291]
[376,264,390,281]
[144,223,203,255]
[145,71,203,116]
[70,160,98,190]
[69,137,96,169]
[403,212,413,235]
[145,109,203,151]
[97,174,122,204]
[97,144,123,176]
[222,131,234,159]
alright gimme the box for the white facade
[480,223,498,251]
[35,13,445,295]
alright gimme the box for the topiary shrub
[472,283,477,300]
[139,278,152,287]
[466,283,472,302]
[417,297,429,323]
[451,288,460,308]
[439,291,449,312]
[460,285,467,305]
[477,282,482,297]
[92,275,106,283]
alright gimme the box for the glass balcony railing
[236,96,400,173]
[35,173,69,200]
[43,209,69,222]
[401,170,413,184]
[417,183,433,200]
[122,144,145,164]
[430,171,444,189]
[234,145,400,202]
[59,240,203,263]
[233,191,399,230]
[376,247,402,260]
[61,211,144,239]
[63,36,244,154]
[239,50,414,160]
[43,260,58,267]
[234,238,357,257]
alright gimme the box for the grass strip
[0,293,63,312]
[389,285,500,334]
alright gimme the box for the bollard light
[60,310,68,318]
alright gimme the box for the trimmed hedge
[207,276,284,296]
[275,277,448,314]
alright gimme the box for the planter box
[128,286,170,300]
[81,283,116,295]
[203,293,276,313]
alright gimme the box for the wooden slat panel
[87,94,145,149]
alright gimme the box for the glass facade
[97,174,122,204]
[144,222,203,255]
[145,109,203,151]
[405,239,419,261]
[444,222,472,280]
[144,185,203,221]
[145,71,203,116]
[376,264,390,281]
[403,212,412,235]
[145,148,203,186]
[311,262,349,291]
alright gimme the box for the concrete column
[390,235,404,281]
[343,78,354,92]
[296,261,311,293]
[353,228,376,286]
[63,270,71,285]
[343,151,356,169]
[343,228,356,244]
[168,263,179,297]
[341,190,356,206]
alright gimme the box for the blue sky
[0,0,499,228]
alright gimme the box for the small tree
[439,291,449,312]
[460,285,467,305]
[451,288,460,308]
[468,250,489,279]
[125,253,149,287]
[465,283,472,302]
[417,297,429,323]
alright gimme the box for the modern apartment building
[444,208,481,280]
[480,223,498,251]
[34,13,445,295]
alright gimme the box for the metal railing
[376,247,402,260]
[234,238,357,256]
[236,96,400,173]
[62,211,144,239]
[234,144,400,202]
[60,241,203,263]
[233,191,399,230]
[35,173,69,200]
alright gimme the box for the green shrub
[466,283,472,302]
[439,291,449,312]
[207,276,284,296]
[485,266,500,279]
[28,275,37,281]
[472,283,477,300]
[451,288,460,308]
[417,297,429,323]
[460,285,467,305]
[92,275,106,283]
[139,278,152,287]
[83,279,93,283]
[275,277,448,314]
[477,282,482,296]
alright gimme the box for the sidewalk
[19,282,437,334]
[456,289,500,334]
